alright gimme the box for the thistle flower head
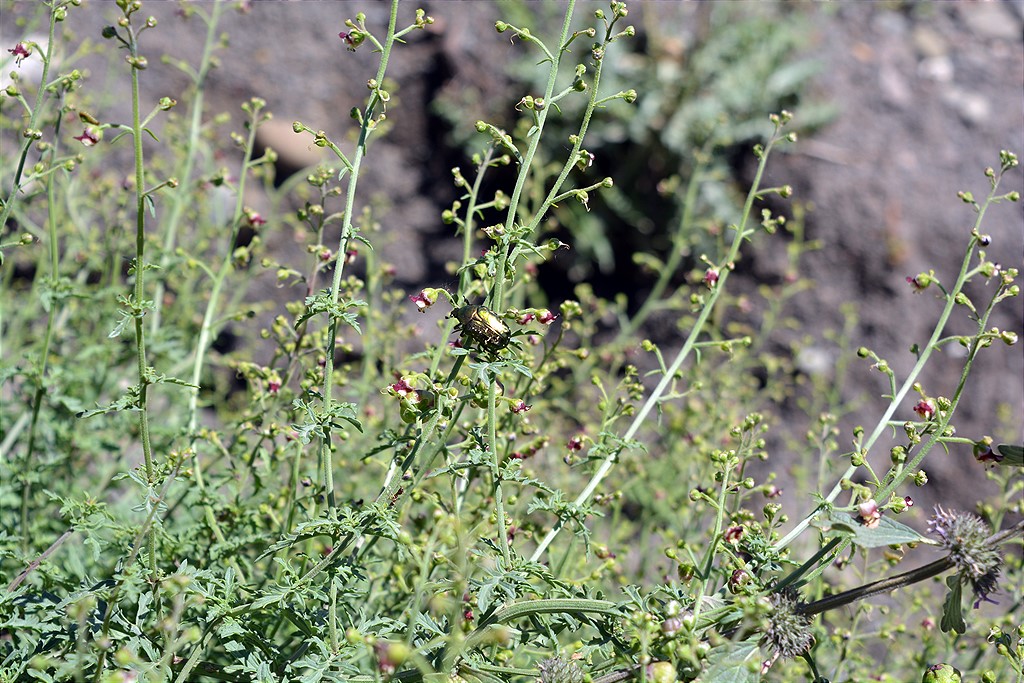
[928,506,1002,606]
[763,589,813,661]
[537,656,584,683]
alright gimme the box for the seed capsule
[450,304,511,352]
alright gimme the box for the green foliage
[1,2,1021,683]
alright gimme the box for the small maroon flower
[703,268,719,289]
[537,309,557,325]
[728,568,751,594]
[245,209,266,227]
[913,399,936,420]
[73,129,100,147]
[723,525,744,544]
[511,399,531,414]
[268,379,281,394]
[338,30,364,51]
[904,496,914,509]
[409,289,436,312]
[345,249,357,264]
[8,43,30,66]
[388,378,415,398]
[517,312,536,325]
[764,484,783,499]
[973,444,1003,465]
[319,248,334,262]
[567,435,584,451]
[906,273,931,293]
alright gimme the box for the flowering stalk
[184,98,269,587]
[13,7,63,556]
[532,114,796,561]
[775,153,1021,573]
[317,1,401,516]
[149,0,227,334]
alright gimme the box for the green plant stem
[573,155,707,387]
[487,366,512,566]
[184,102,264,587]
[318,0,399,519]
[691,457,733,626]
[491,1,577,311]
[150,0,225,335]
[19,89,66,555]
[532,124,789,562]
[10,0,65,558]
[775,164,1018,563]
[305,1,401,655]
[621,160,705,339]
[429,147,496,379]
[121,20,158,578]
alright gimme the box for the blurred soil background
[3,1,1022,520]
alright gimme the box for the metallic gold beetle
[450,304,511,352]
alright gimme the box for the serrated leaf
[697,640,761,683]
[813,511,925,548]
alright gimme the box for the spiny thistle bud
[763,589,813,661]
[537,656,584,683]
[928,506,1002,607]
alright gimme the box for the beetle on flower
[449,304,511,353]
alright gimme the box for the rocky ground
[4,1,1022,515]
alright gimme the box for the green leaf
[995,443,1024,467]
[108,310,132,338]
[813,511,925,548]
[697,640,761,683]
[940,574,966,634]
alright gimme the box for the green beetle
[450,304,511,352]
